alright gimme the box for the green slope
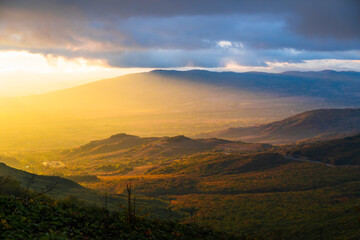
[6,131,360,239]
[0,163,170,217]
[0,193,236,240]
[287,134,360,165]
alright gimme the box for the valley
[1,71,360,239]
[2,2,359,238]
[2,119,360,238]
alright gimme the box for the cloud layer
[0,0,359,70]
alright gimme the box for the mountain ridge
[196,108,360,144]
[63,133,269,160]
[1,69,360,150]
[9,69,360,103]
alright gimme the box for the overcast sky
[0,0,359,95]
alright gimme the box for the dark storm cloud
[0,0,359,68]
[289,0,360,40]
[3,0,359,39]
[118,15,360,51]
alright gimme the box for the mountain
[65,133,157,157]
[286,134,360,165]
[1,70,360,150]
[65,133,268,157]
[197,108,360,144]
[59,133,271,176]
[151,69,360,104]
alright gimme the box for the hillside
[286,134,360,165]
[74,144,360,239]
[2,70,360,150]
[0,155,19,166]
[0,189,235,240]
[55,134,271,176]
[0,162,84,195]
[0,163,169,216]
[64,134,268,157]
[7,132,360,239]
[64,133,157,158]
[197,108,360,144]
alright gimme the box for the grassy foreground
[0,177,239,240]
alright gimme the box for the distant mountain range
[152,69,360,104]
[1,69,360,150]
[65,134,232,157]
[66,133,271,157]
[196,108,360,144]
[62,133,271,176]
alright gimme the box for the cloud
[0,0,359,69]
[217,41,233,48]
[2,0,359,38]
[221,59,360,73]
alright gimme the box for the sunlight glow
[0,51,152,96]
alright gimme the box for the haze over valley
[1,70,360,151]
[1,1,360,239]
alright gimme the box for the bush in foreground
[0,194,242,240]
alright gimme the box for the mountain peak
[109,133,139,140]
[165,135,193,143]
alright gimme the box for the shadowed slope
[0,163,169,214]
[197,108,360,143]
[287,134,360,165]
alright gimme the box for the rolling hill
[197,108,360,143]
[6,131,360,239]
[2,70,360,150]
[56,134,360,239]
[286,134,360,165]
[64,133,269,157]
[57,133,271,176]
[0,162,169,215]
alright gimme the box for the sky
[0,0,360,96]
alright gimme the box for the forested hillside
[0,176,236,240]
[4,133,360,239]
